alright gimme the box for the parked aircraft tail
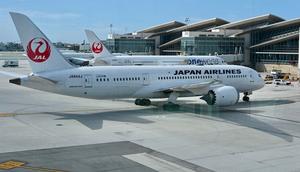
[10,12,74,73]
[84,29,114,65]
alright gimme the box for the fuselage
[19,65,264,100]
[96,55,225,66]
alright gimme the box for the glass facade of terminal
[250,25,300,65]
[251,38,298,64]
[159,33,182,55]
[105,39,155,55]
[181,36,244,56]
[251,26,299,45]
[160,33,182,45]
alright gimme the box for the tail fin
[84,29,114,63]
[10,12,73,73]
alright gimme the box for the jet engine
[201,86,239,106]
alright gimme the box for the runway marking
[0,113,15,117]
[0,160,66,172]
[123,153,197,172]
[0,160,25,170]
[22,166,67,172]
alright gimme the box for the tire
[135,99,141,105]
[135,99,151,106]
[141,99,151,106]
[243,96,250,102]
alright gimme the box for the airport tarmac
[1,60,300,171]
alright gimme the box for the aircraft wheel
[141,99,151,106]
[243,96,250,102]
[135,99,142,105]
[135,99,151,106]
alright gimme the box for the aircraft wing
[156,80,223,95]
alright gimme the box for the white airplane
[6,12,264,109]
[84,30,226,66]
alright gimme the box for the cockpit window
[258,74,261,77]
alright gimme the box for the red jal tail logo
[92,42,103,54]
[26,38,51,63]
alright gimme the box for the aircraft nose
[259,78,265,88]
[256,77,265,89]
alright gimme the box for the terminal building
[82,14,300,75]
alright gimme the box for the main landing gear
[242,92,250,102]
[135,98,151,106]
[135,92,181,110]
[162,92,180,110]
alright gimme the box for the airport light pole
[109,24,113,35]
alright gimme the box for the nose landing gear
[243,92,250,102]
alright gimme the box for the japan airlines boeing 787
[7,12,264,108]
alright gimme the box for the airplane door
[124,59,132,65]
[142,73,150,86]
[84,75,93,88]
[249,70,255,84]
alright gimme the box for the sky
[0,0,299,43]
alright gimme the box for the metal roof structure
[167,18,228,33]
[137,21,185,33]
[234,18,300,37]
[214,14,284,30]
[258,18,300,31]
[145,18,229,38]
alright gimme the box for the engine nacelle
[201,86,239,106]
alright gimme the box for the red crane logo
[92,42,103,54]
[26,38,51,63]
